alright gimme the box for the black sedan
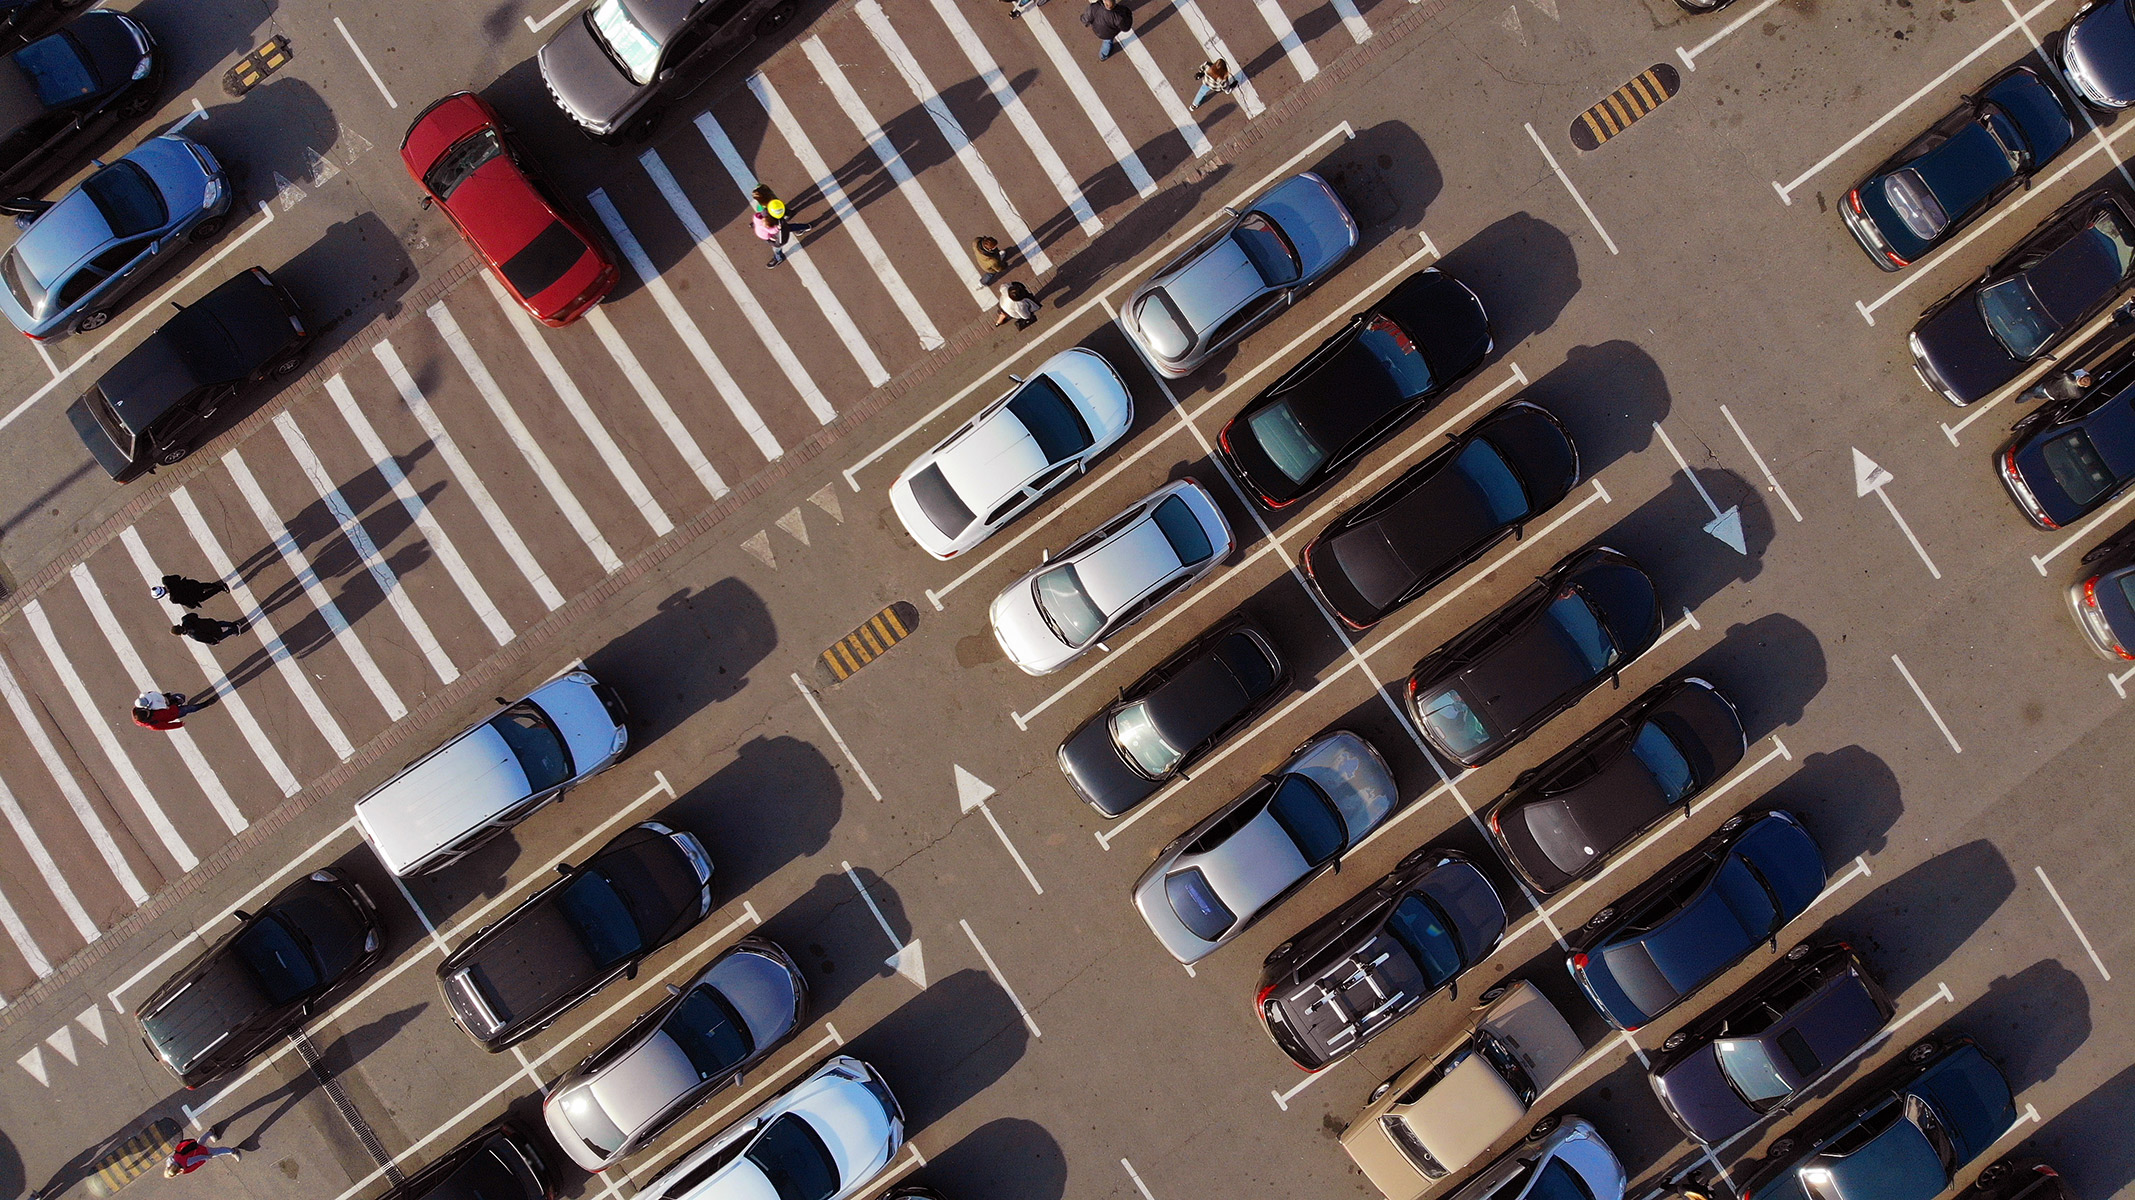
[1304,401,1578,629]
[1404,545,1662,768]
[2068,520,2135,657]
[1485,676,1747,895]
[1998,347,2135,528]
[438,821,712,1052]
[136,869,384,1087]
[1216,268,1490,509]
[1256,846,1507,1071]
[1911,189,2135,406]
[1842,65,2076,271]
[1057,616,1287,817]
[1648,941,1894,1146]
[0,9,160,198]
[2062,0,2135,109]
[379,1122,552,1200]
[68,266,310,482]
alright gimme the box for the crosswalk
[0,0,1397,1013]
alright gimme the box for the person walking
[1189,57,1242,109]
[163,1134,239,1176]
[750,183,779,216]
[972,235,1008,286]
[172,613,244,646]
[151,574,227,610]
[2020,365,2093,406]
[132,691,206,731]
[1080,0,1131,60]
[1005,0,1048,19]
[753,199,814,268]
[994,281,1041,330]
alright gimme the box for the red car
[401,92,616,326]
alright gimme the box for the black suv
[378,1123,551,1200]
[0,9,159,199]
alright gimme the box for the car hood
[990,576,1071,672]
[1385,269,1492,377]
[539,14,644,130]
[795,1071,898,1182]
[703,947,802,1047]
[2068,0,2135,104]
[528,671,624,776]
[127,135,214,217]
[1044,346,1134,439]
[1282,730,1396,841]
[1255,171,1357,281]
[1733,813,1828,917]
[1420,859,1507,961]
[1479,979,1584,1088]
[1913,1043,2016,1159]
[1059,712,1159,817]
[1913,291,2020,403]
[1406,1052,1529,1173]
[1655,1045,1760,1144]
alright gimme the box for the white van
[356,670,629,877]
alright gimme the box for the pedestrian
[1189,57,1242,109]
[750,183,778,216]
[151,574,227,610]
[132,690,206,731]
[1005,0,1048,19]
[972,235,1008,286]
[172,613,244,646]
[1080,0,1131,60]
[752,199,814,268]
[2021,365,2093,406]
[163,1135,238,1176]
[994,281,1040,330]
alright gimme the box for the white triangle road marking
[45,1026,75,1064]
[886,940,927,987]
[808,483,844,524]
[77,1005,108,1044]
[17,1046,47,1086]
[776,507,810,546]
[741,531,777,570]
[954,764,997,813]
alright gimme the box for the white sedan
[890,348,1133,559]
[989,479,1233,675]
[637,1055,903,1200]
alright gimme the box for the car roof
[2026,217,2130,325]
[355,719,532,874]
[16,180,115,285]
[1141,638,1261,749]
[1075,516,1185,614]
[1455,607,1596,730]
[1912,120,2017,216]
[588,1031,701,1139]
[1166,235,1264,334]
[1192,803,1309,917]
[935,401,1051,514]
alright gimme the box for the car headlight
[202,178,223,209]
[309,870,337,883]
[363,927,381,953]
[132,55,152,81]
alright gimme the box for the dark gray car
[0,9,159,198]
[539,0,797,143]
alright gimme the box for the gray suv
[538,0,797,143]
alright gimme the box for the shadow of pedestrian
[209,1004,428,1150]
[24,1099,193,1200]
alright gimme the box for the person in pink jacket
[752,199,814,268]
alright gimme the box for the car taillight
[1884,248,1908,267]
[2082,577,2132,658]
[1487,809,1502,835]
[1256,983,1277,1008]
[1848,190,1866,216]
[1570,952,1588,971]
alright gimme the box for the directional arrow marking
[841,860,925,987]
[1653,422,1745,554]
[953,766,1043,895]
[1852,449,1940,579]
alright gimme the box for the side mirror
[625,963,639,980]
[419,195,432,210]
[666,983,682,998]
[1040,549,1050,562]
[1511,523,1525,541]
[1610,672,1621,689]
[1009,373,1024,383]
[1096,641,1110,652]
[555,863,572,875]
[1221,205,1240,217]
[657,69,676,82]
[496,697,511,706]
[232,909,252,923]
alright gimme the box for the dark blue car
[1567,810,1826,1032]
[1999,338,2135,528]
[1843,65,2076,271]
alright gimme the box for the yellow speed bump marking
[1570,63,1680,152]
[85,1117,182,1196]
[818,602,920,683]
[223,35,294,97]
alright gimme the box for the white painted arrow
[1653,422,1745,554]
[1853,448,1941,579]
[842,860,925,987]
[956,766,1044,895]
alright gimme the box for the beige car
[1342,979,1585,1199]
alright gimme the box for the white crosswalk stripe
[1167,0,1268,117]
[272,412,461,684]
[368,343,569,610]
[917,0,1106,235]
[0,881,49,979]
[428,303,625,574]
[324,375,517,646]
[1016,8,1160,197]
[118,528,301,798]
[1117,29,1212,157]
[20,599,197,873]
[801,37,996,309]
[1251,0,1319,80]
[1330,0,1372,43]
[68,563,247,835]
[583,308,730,500]
[171,486,357,760]
[0,771,98,941]
[223,448,410,721]
[0,652,149,905]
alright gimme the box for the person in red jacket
[163,1134,238,1176]
[132,691,205,731]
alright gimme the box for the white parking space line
[1772,0,2060,204]
[748,74,945,349]
[1250,0,1319,80]
[2030,477,2135,573]
[1166,0,1267,117]
[583,309,730,499]
[586,191,785,463]
[804,38,1000,306]
[20,601,196,872]
[224,448,410,720]
[30,340,58,380]
[961,918,1042,1037]
[0,769,97,941]
[790,672,884,801]
[915,0,1106,234]
[1117,31,1212,157]
[678,124,888,395]
[333,17,398,107]
[1526,123,1618,255]
[522,0,580,32]
[429,303,624,574]
[2035,865,2113,981]
[1675,0,1787,72]
[1890,653,1962,753]
[67,563,247,834]
[1016,9,1159,198]
[324,376,517,646]
[0,655,146,905]
[1720,404,1803,522]
[480,274,673,537]
[1121,1157,1162,1200]
[0,883,49,978]
[170,487,356,758]
[120,528,301,796]
[273,413,462,684]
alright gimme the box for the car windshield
[233,915,321,1005]
[1628,721,1696,803]
[1006,376,1094,462]
[669,985,755,1079]
[558,1088,632,1158]
[2041,428,2117,507]
[1034,563,1106,646]
[1882,169,1949,241]
[1419,687,1490,757]
[424,128,504,201]
[1547,589,1619,674]
[1815,1118,1950,1200]
[1977,276,2058,358]
[501,220,588,300]
[1166,867,1236,941]
[14,32,98,105]
[906,463,974,538]
[1716,1033,1812,1104]
[1455,438,1531,524]
[1384,894,1464,988]
[84,161,167,238]
[1529,1159,1599,1200]
[744,1113,842,1200]
[589,0,665,85]
[1111,700,1183,777]
[2,249,45,310]
[1235,213,1301,286]
[1356,312,1435,398]
[556,869,645,968]
[1244,399,1326,484]
[1268,773,1346,864]
[490,703,574,793]
[1152,494,1215,565]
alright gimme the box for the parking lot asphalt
[0,0,2128,1196]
